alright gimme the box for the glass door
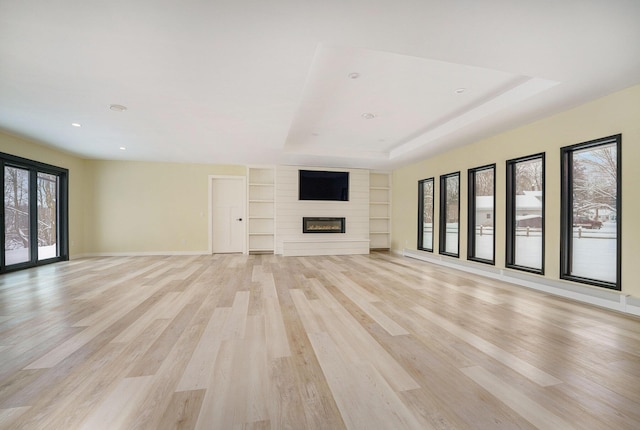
[4,165,31,266]
[37,172,59,261]
[1,153,68,272]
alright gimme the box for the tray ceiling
[1,1,639,169]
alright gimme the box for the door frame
[208,175,246,255]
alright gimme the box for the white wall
[275,166,369,255]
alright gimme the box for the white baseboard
[76,251,210,258]
[401,248,639,317]
[627,296,640,317]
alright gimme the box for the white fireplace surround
[276,166,370,256]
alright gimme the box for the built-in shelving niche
[247,166,275,254]
[369,172,391,249]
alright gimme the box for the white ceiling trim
[389,76,559,159]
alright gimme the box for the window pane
[471,167,494,261]
[445,175,459,254]
[569,143,617,283]
[4,166,31,265]
[507,154,544,273]
[37,172,58,261]
[419,179,434,251]
[440,173,459,256]
[514,158,543,269]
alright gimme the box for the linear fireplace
[303,217,345,233]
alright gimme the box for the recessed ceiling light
[110,104,127,112]
[119,146,126,150]
[361,112,375,119]
[71,123,81,127]
[348,72,360,79]
[455,88,466,94]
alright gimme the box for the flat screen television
[299,170,349,201]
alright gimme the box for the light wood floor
[1,252,640,429]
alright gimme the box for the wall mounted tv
[299,170,349,201]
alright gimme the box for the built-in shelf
[247,166,275,254]
[369,172,391,250]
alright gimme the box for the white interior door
[211,177,245,253]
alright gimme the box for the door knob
[237,218,243,221]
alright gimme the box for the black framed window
[560,135,621,290]
[506,153,544,274]
[418,178,434,252]
[2,152,68,273]
[468,164,495,264]
[439,172,459,257]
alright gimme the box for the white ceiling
[1,0,639,170]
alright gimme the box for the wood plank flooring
[1,252,640,429]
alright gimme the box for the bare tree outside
[516,158,543,194]
[422,180,433,224]
[474,168,494,197]
[446,175,459,223]
[573,145,616,222]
